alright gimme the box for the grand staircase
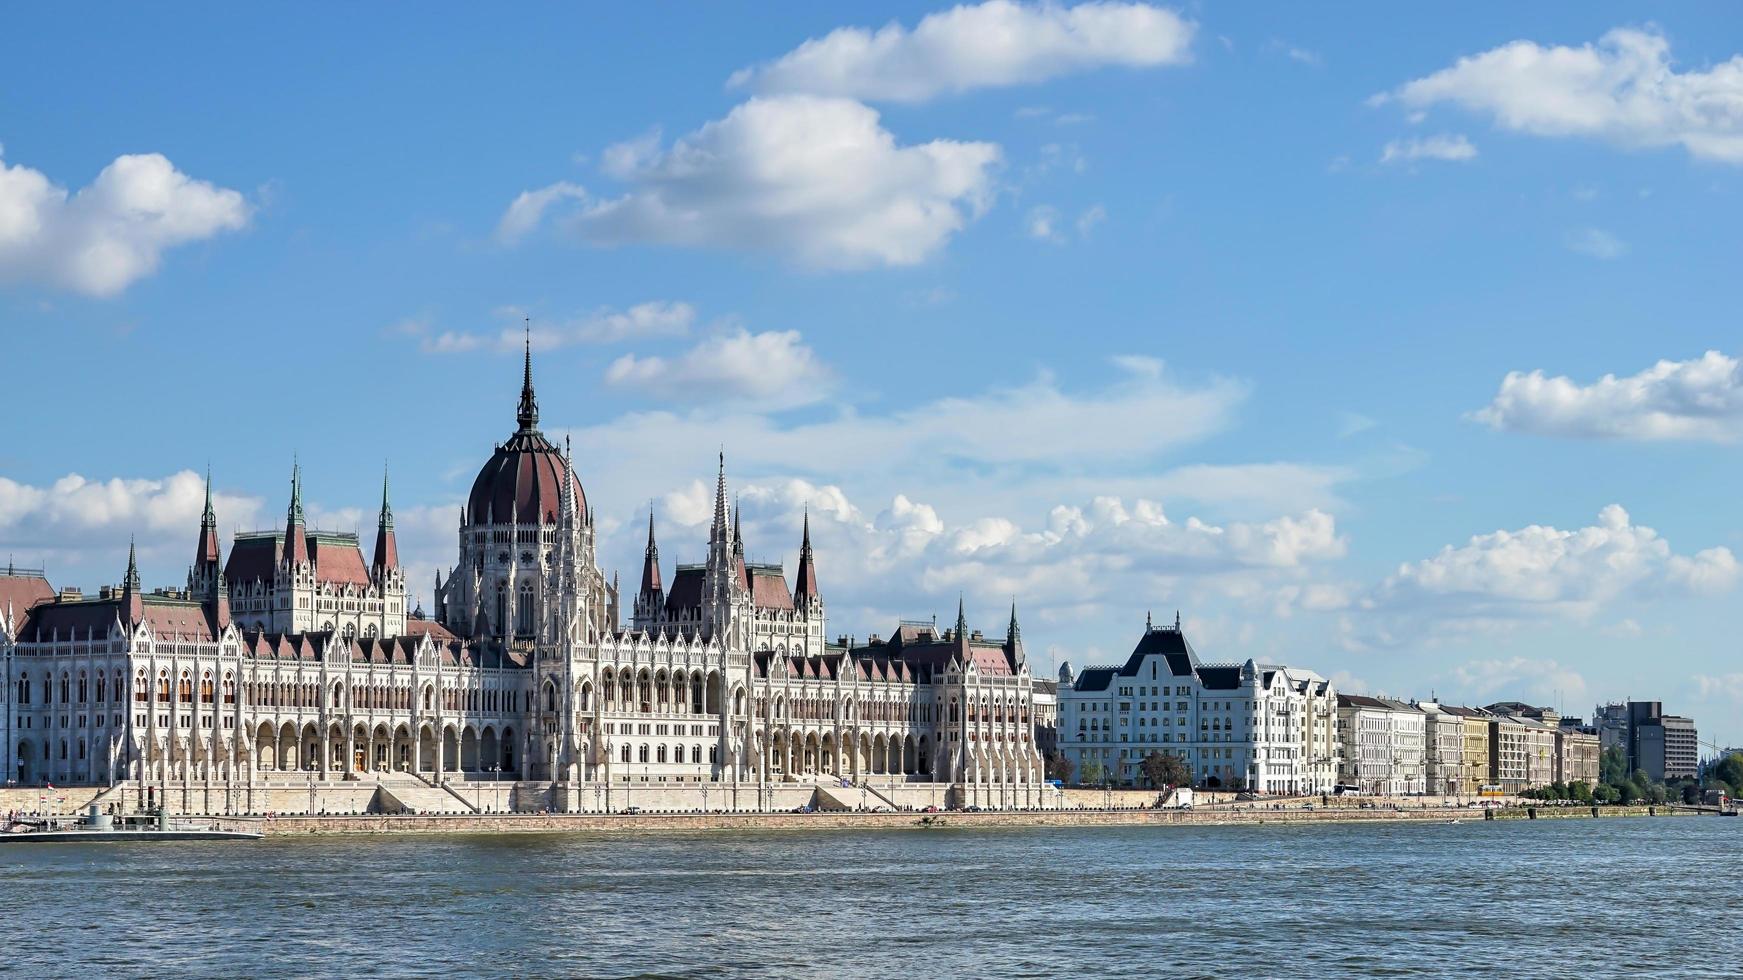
[374,773,472,814]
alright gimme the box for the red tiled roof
[749,567,794,611]
[466,429,584,526]
[0,573,54,633]
[405,619,457,642]
[969,647,1014,676]
[309,537,370,587]
[141,598,217,642]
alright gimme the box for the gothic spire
[122,535,143,624]
[640,507,663,597]
[287,459,305,526]
[195,465,221,571]
[379,465,395,530]
[955,595,968,641]
[731,495,743,556]
[284,460,310,566]
[201,465,215,527]
[124,536,141,591]
[1008,599,1020,644]
[516,320,539,432]
[793,506,820,606]
[372,464,398,572]
[710,451,728,544]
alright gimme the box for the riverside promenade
[257,802,1691,836]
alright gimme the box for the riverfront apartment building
[1335,695,1426,795]
[1415,702,1465,797]
[1056,619,1339,794]
[0,354,1050,811]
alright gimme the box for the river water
[2,816,1736,978]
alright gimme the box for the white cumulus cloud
[1379,133,1478,164]
[730,0,1194,103]
[0,148,250,296]
[1472,350,1743,442]
[495,181,586,243]
[403,301,697,354]
[605,328,832,408]
[506,96,1001,268]
[1376,28,1743,164]
[1342,505,1738,650]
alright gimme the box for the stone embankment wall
[0,785,108,814]
[259,804,1688,836]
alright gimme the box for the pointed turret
[731,496,748,587]
[710,451,728,546]
[640,509,663,596]
[283,461,310,566]
[1006,598,1026,669]
[121,537,143,625]
[195,466,220,572]
[516,324,539,433]
[372,465,399,573]
[793,508,820,606]
[211,564,231,633]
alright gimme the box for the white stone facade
[1057,621,1339,794]
[1335,695,1426,795]
[0,352,1048,810]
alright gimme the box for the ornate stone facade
[0,348,1048,811]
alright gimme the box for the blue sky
[4,3,1742,744]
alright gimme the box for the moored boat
[2,805,262,842]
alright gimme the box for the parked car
[921,805,940,813]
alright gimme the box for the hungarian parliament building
[0,349,1053,812]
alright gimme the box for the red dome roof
[467,429,584,526]
[466,342,586,526]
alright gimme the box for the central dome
[465,341,586,526]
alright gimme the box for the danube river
[3,816,1736,977]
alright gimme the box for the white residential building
[1057,618,1338,794]
[1415,701,1466,797]
[1336,695,1426,795]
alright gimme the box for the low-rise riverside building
[1336,695,1425,795]
[1415,701,1465,797]
[1439,706,1493,794]
[1057,619,1338,794]
[1556,722,1601,787]
[1487,703,1560,790]
[1488,714,1529,793]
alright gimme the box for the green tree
[1078,759,1105,788]
[1045,750,1075,784]
[1140,751,1191,789]
[1713,754,1743,796]
[1599,745,1628,785]
[1569,781,1594,804]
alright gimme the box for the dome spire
[516,318,539,432]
